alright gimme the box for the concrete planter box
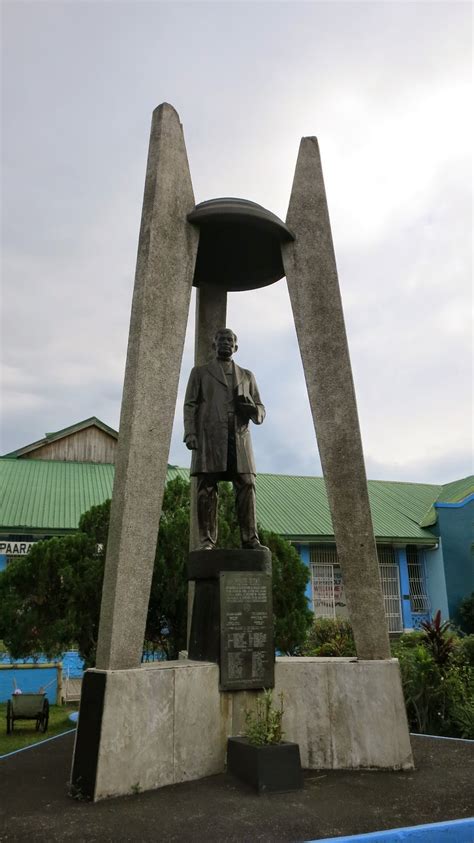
[227,737,303,794]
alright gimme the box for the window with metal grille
[376,546,403,632]
[407,546,431,613]
[377,545,396,565]
[310,545,403,632]
[310,546,337,619]
[379,565,403,632]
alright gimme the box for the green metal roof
[255,474,439,543]
[0,460,116,532]
[0,458,456,544]
[166,466,190,484]
[418,475,474,527]
[438,476,474,504]
[256,474,333,538]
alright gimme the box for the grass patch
[0,703,77,757]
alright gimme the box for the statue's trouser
[196,472,259,547]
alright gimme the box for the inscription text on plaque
[219,571,274,691]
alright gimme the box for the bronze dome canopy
[187,198,294,292]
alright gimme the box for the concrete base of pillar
[71,657,413,801]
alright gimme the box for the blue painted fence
[0,650,85,705]
[0,666,59,704]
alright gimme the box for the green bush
[397,645,444,734]
[391,631,425,653]
[458,592,474,634]
[302,617,356,657]
[449,698,474,739]
[395,622,474,738]
[454,634,474,667]
[398,645,470,736]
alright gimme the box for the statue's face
[214,329,237,359]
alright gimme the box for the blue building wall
[435,497,474,620]
[395,547,412,630]
[297,542,443,631]
[0,554,6,572]
[424,541,449,621]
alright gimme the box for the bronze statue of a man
[184,328,265,550]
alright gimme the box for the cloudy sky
[1,1,472,483]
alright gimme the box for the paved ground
[0,733,473,841]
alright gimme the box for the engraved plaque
[219,571,274,691]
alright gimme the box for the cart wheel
[6,700,13,734]
[41,698,49,733]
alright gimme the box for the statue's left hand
[237,395,255,408]
[185,434,198,450]
[236,395,256,420]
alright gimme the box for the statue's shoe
[242,540,268,551]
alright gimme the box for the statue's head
[213,328,238,360]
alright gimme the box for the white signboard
[0,541,36,556]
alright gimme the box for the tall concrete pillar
[282,137,390,659]
[194,285,228,367]
[96,104,199,671]
[188,285,227,640]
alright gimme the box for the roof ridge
[435,475,474,506]
[44,417,118,441]
[0,458,117,467]
[368,478,440,489]
[258,472,325,480]
[2,417,118,459]
[440,474,474,487]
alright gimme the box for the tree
[78,499,111,546]
[146,478,190,659]
[262,529,313,654]
[458,592,474,635]
[0,477,312,664]
[0,532,102,665]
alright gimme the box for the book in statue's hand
[235,387,256,421]
[235,383,254,404]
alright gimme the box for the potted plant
[227,690,303,794]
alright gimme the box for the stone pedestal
[187,548,272,669]
[71,657,414,802]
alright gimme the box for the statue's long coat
[183,359,265,475]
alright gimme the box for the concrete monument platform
[72,103,414,805]
[71,657,413,801]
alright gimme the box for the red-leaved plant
[420,610,455,668]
